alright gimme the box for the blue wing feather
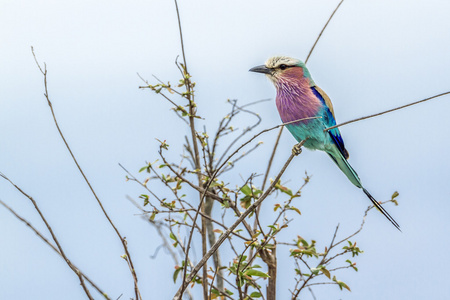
[311,86,349,159]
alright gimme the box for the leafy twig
[173,140,305,299]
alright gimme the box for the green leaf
[321,267,331,279]
[139,194,150,206]
[290,206,301,215]
[169,232,177,241]
[250,291,262,298]
[173,267,182,283]
[225,289,234,295]
[241,185,252,196]
[339,281,351,291]
[391,191,400,205]
[240,195,252,209]
[210,288,220,296]
[346,259,358,271]
[155,138,169,150]
[244,269,269,278]
[310,267,320,275]
[274,181,293,196]
[237,272,245,287]
[333,276,351,291]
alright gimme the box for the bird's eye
[279,64,288,70]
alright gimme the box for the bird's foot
[292,143,303,156]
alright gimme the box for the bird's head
[249,56,315,87]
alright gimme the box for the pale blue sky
[1,0,450,299]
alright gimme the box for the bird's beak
[249,65,272,75]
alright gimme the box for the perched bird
[250,56,400,230]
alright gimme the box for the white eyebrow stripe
[265,56,301,68]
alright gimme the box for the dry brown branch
[31,47,141,300]
[0,198,110,299]
[304,0,345,64]
[172,1,209,296]
[0,173,94,299]
[204,193,224,291]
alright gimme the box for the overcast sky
[1,0,450,299]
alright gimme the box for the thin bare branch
[31,47,141,300]
[0,173,94,299]
[174,0,188,70]
[305,0,344,64]
[325,91,450,132]
[172,1,208,296]
[261,127,284,192]
[215,102,263,168]
[0,198,110,299]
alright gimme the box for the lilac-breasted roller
[250,56,400,230]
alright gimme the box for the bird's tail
[327,150,362,188]
[327,149,401,231]
[362,187,401,231]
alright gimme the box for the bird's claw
[292,143,303,156]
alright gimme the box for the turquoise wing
[311,86,349,159]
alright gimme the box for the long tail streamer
[363,188,401,231]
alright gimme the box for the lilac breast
[275,77,322,125]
